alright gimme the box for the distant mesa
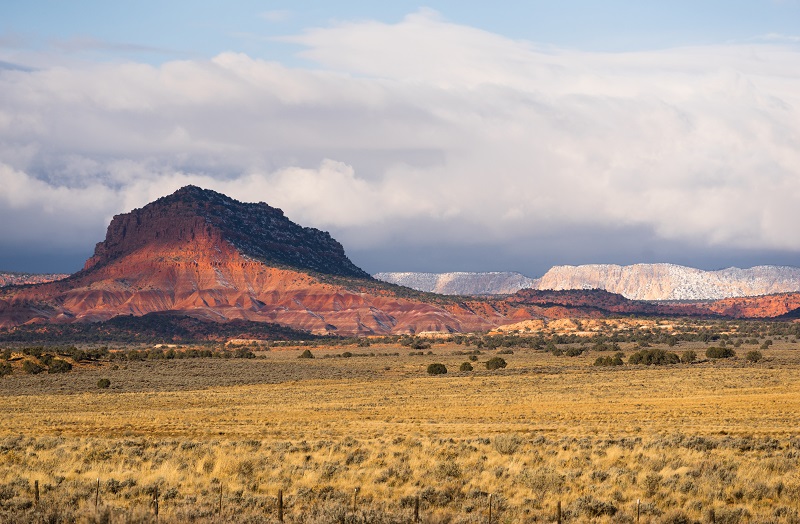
[373,271,539,296]
[0,272,70,287]
[537,263,800,301]
[375,263,800,301]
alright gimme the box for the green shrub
[565,347,583,357]
[298,349,314,359]
[459,362,473,372]
[485,357,507,370]
[426,363,447,375]
[628,348,680,366]
[469,355,478,362]
[594,352,624,367]
[47,359,72,374]
[745,350,763,363]
[22,360,45,374]
[681,350,697,363]
[97,378,111,389]
[0,362,11,377]
[706,346,735,359]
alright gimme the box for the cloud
[0,10,799,273]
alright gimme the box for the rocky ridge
[537,264,800,301]
[375,264,800,301]
[373,271,539,295]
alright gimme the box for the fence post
[153,486,159,521]
[34,480,39,507]
[218,484,223,517]
[557,500,562,524]
[710,508,715,524]
[488,493,493,524]
[95,478,100,508]
[278,489,284,522]
[353,487,359,514]
[414,495,420,523]
[636,498,640,523]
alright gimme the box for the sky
[1,1,799,276]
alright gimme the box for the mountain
[373,271,539,295]
[537,264,800,300]
[375,264,800,301]
[0,186,507,335]
[0,271,70,287]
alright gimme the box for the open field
[1,338,800,522]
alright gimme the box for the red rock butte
[0,186,516,335]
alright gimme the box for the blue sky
[1,2,799,275]
[4,1,800,63]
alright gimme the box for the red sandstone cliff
[0,187,500,335]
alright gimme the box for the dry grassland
[1,342,800,523]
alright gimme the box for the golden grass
[1,343,800,522]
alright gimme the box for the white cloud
[0,10,799,271]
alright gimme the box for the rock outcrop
[0,187,507,335]
[373,271,539,295]
[537,264,800,300]
[377,264,800,301]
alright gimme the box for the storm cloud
[1,10,798,274]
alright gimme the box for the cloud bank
[1,10,799,274]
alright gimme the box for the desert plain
[1,321,800,523]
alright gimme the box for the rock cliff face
[84,185,370,278]
[378,264,800,301]
[537,264,800,300]
[0,272,69,287]
[0,187,505,335]
[373,272,539,295]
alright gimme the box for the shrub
[469,355,478,362]
[629,348,680,365]
[0,362,11,377]
[22,360,45,374]
[459,362,473,372]
[745,350,763,363]
[409,339,431,350]
[298,349,314,359]
[570,496,618,518]
[426,363,447,375]
[493,434,523,455]
[681,350,696,363]
[565,347,583,357]
[485,357,507,370]
[594,352,624,367]
[47,359,72,374]
[97,378,111,389]
[706,346,735,359]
